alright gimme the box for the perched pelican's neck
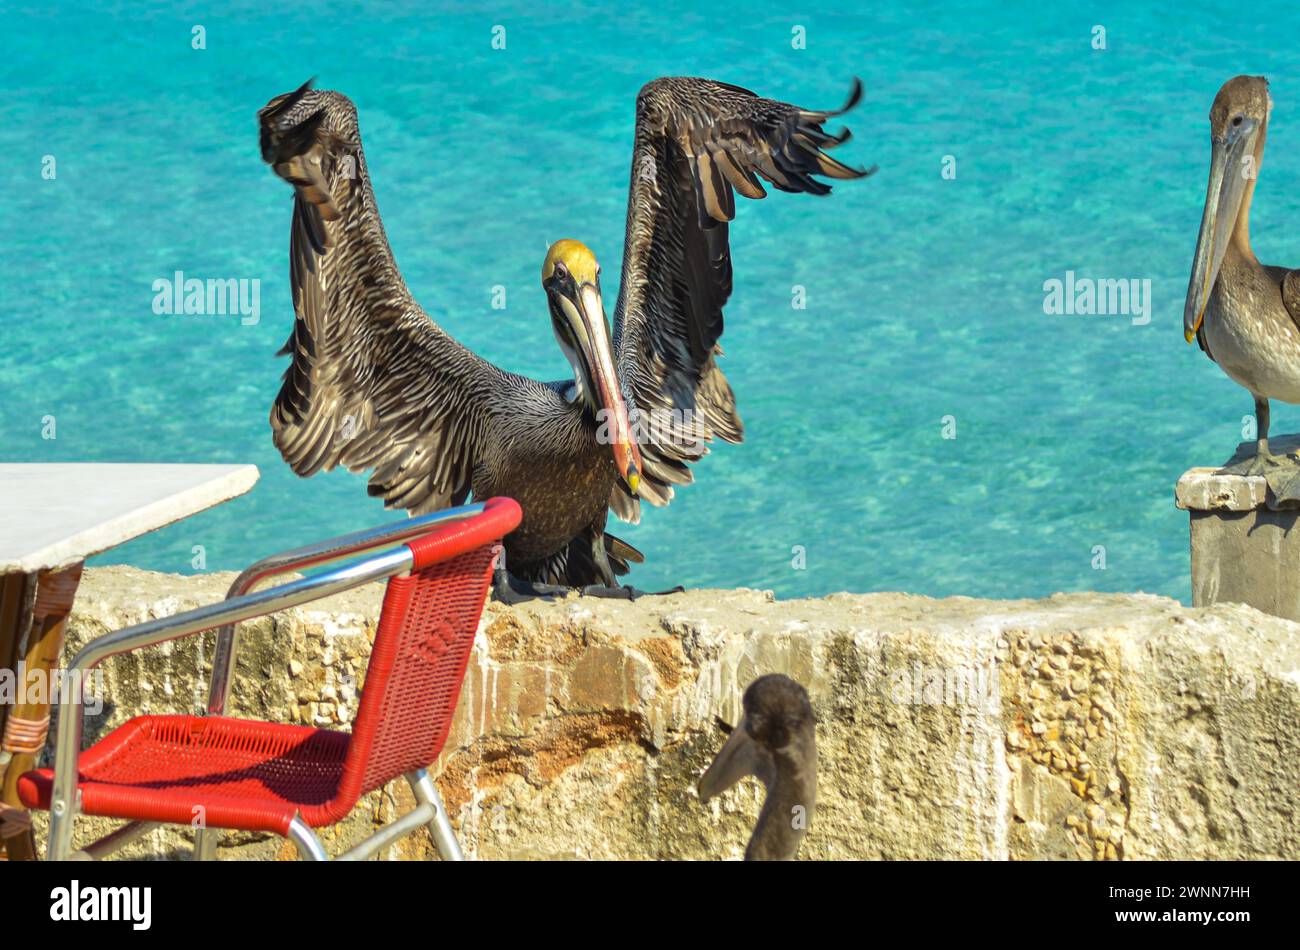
[745,747,816,861]
[1231,120,1268,263]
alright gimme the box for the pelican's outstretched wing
[611,77,873,518]
[259,81,534,514]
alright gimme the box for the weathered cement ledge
[28,567,1300,860]
[1177,433,1300,621]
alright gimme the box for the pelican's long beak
[698,715,774,802]
[550,277,642,495]
[1184,120,1257,342]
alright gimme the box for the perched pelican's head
[543,239,642,496]
[698,674,817,803]
[1185,75,1272,343]
[698,674,817,860]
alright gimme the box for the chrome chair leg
[286,815,328,861]
[406,769,464,861]
[193,827,218,861]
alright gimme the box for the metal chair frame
[37,503,494,862]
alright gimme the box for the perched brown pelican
[698,674,817,861]
[258,77,872,597]
[1185,75,1300,501]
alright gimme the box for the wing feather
[1280,270,1300,342]
[611,77,873,516]
[259,81,531,514]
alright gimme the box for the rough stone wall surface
[28,566,1300,861]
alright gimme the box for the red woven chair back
[337,498,519,798]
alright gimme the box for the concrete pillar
[1176,462,1300,620]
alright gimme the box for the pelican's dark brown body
[478,419,622,575]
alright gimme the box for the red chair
[18,497,521,861]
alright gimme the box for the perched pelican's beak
[1185,117,1259,342]
[544,241,643,495]
[698,714,774,802]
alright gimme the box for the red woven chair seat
[19,715,353,834]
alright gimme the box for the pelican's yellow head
[541,238,641,497]
[542,239,601,285]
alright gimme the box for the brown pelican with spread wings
[258,76,873,599]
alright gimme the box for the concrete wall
[31,567,1300,860]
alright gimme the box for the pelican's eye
[553,261,569,282]
[1232,115,1244,127]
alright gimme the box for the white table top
[0,463,259,574]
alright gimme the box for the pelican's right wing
[259,81,516,514]
[612,77,873,516]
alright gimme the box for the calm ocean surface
[4,1,1300,600]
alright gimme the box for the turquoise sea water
[5,1,1300,600]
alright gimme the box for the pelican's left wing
[611,77,873,520]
